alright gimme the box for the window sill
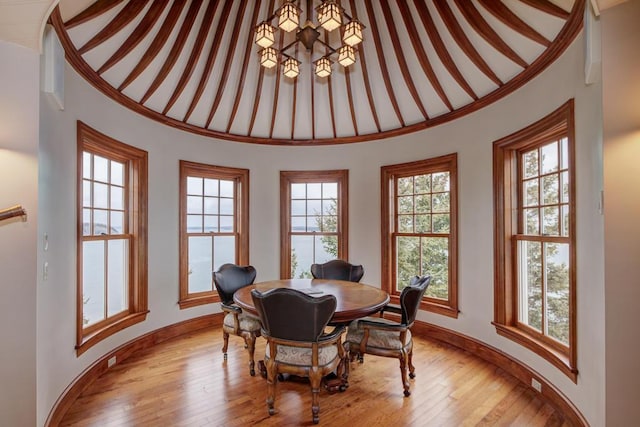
[493,322,578,383]
[387,295,459,318]
[178,294,220,309]
[76,311,149,356]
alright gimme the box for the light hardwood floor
[59,326,573,426]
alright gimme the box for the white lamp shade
[343,20,363,46]
[255,23,275,48]
[315,57,332,77]
[338,45,355,67]
[283,58,300,78]
[278,2,300,32]
[260,47,278,69]
[318,1,342,32]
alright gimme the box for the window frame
[381,153,459,318]
[493,100,577,382]
[76,121,148,356]
[178,160,250,309]
[280,170,349,279]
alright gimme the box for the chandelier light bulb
[260,47,278,69]
[318,1,342,32]
[255,23,275,48]
[283,58,300,78]
[315,57,332,78]
[278,1,300,32]
[338,45,356,67]
[343,20,363,47]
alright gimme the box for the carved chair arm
[358,318,406,332]
[318,325,346,343]
[221,302,242,314]
[379,303,402,316]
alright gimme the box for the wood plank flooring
[59,326,573,426]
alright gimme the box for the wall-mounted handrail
[0,205,27,223]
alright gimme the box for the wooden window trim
[381,153,458,318]
[178,161,250,309]
[76,121,148,356]
[493,100,577,382]
[280,170,349,279]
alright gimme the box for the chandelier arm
[280,39,300,54]
[315,38,337,54]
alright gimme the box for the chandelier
[255,0,364,79]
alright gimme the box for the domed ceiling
[51,0,584,145]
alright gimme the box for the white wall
[602,1,640,425]
[37,34,606,426]
[0,40,39,427]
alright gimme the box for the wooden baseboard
[45,314,222,426]
[45,313,587,427]
[411,320,588,427]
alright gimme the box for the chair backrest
[310,259,364,282]
[399,275,432,326]
[212,263,257,305]
[251,288,337,342]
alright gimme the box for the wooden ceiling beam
[433,0,503,87]
[269,29,285,139]
[453,0,528,68]
[183,0,236,123]
[118,0,187,92]
[363,1,405,127]
[395,0,453,112]
[248,0,275,136]
[140,0,203,104]
[77,0,150,54]
[520,0,571,19]
[64,0,125,30]
[413,0,477,101]
[226,1,262,133]
[478,0,550,47]
[205,0,249,128]
[97,0,169,75]
[349,0,381,133]
[162,0,219,116]
[380,0,431,119]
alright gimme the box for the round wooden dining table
[233,278,390,324]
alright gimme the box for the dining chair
[212,263,261,376]
[343,275,431,396]
[310,259,364,282]
[251,288,346,424]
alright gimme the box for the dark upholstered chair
[344,275,431,397]
[212,263,261,376]
[310,259,364,282]
[251,288,346,424]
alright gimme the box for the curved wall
[37,33,604,425]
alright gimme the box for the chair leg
[339,347,350,389]
[245,334,256,376]
[310,370,322,424]
[266,359,277,416]
[399,350,411,397]
[222,331,229,361]
[408,346,416,379]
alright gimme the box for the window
[77,122,148,355]
[381,154,458,317]
[179,161,249,308]
[280,170,348,279]
[493,100,577,381]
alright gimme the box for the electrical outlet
[108,356,116,368]
[531,378,542,392]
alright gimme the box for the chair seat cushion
[265,342,339,367]
[223,312,262,332]
[345,317,412,350]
